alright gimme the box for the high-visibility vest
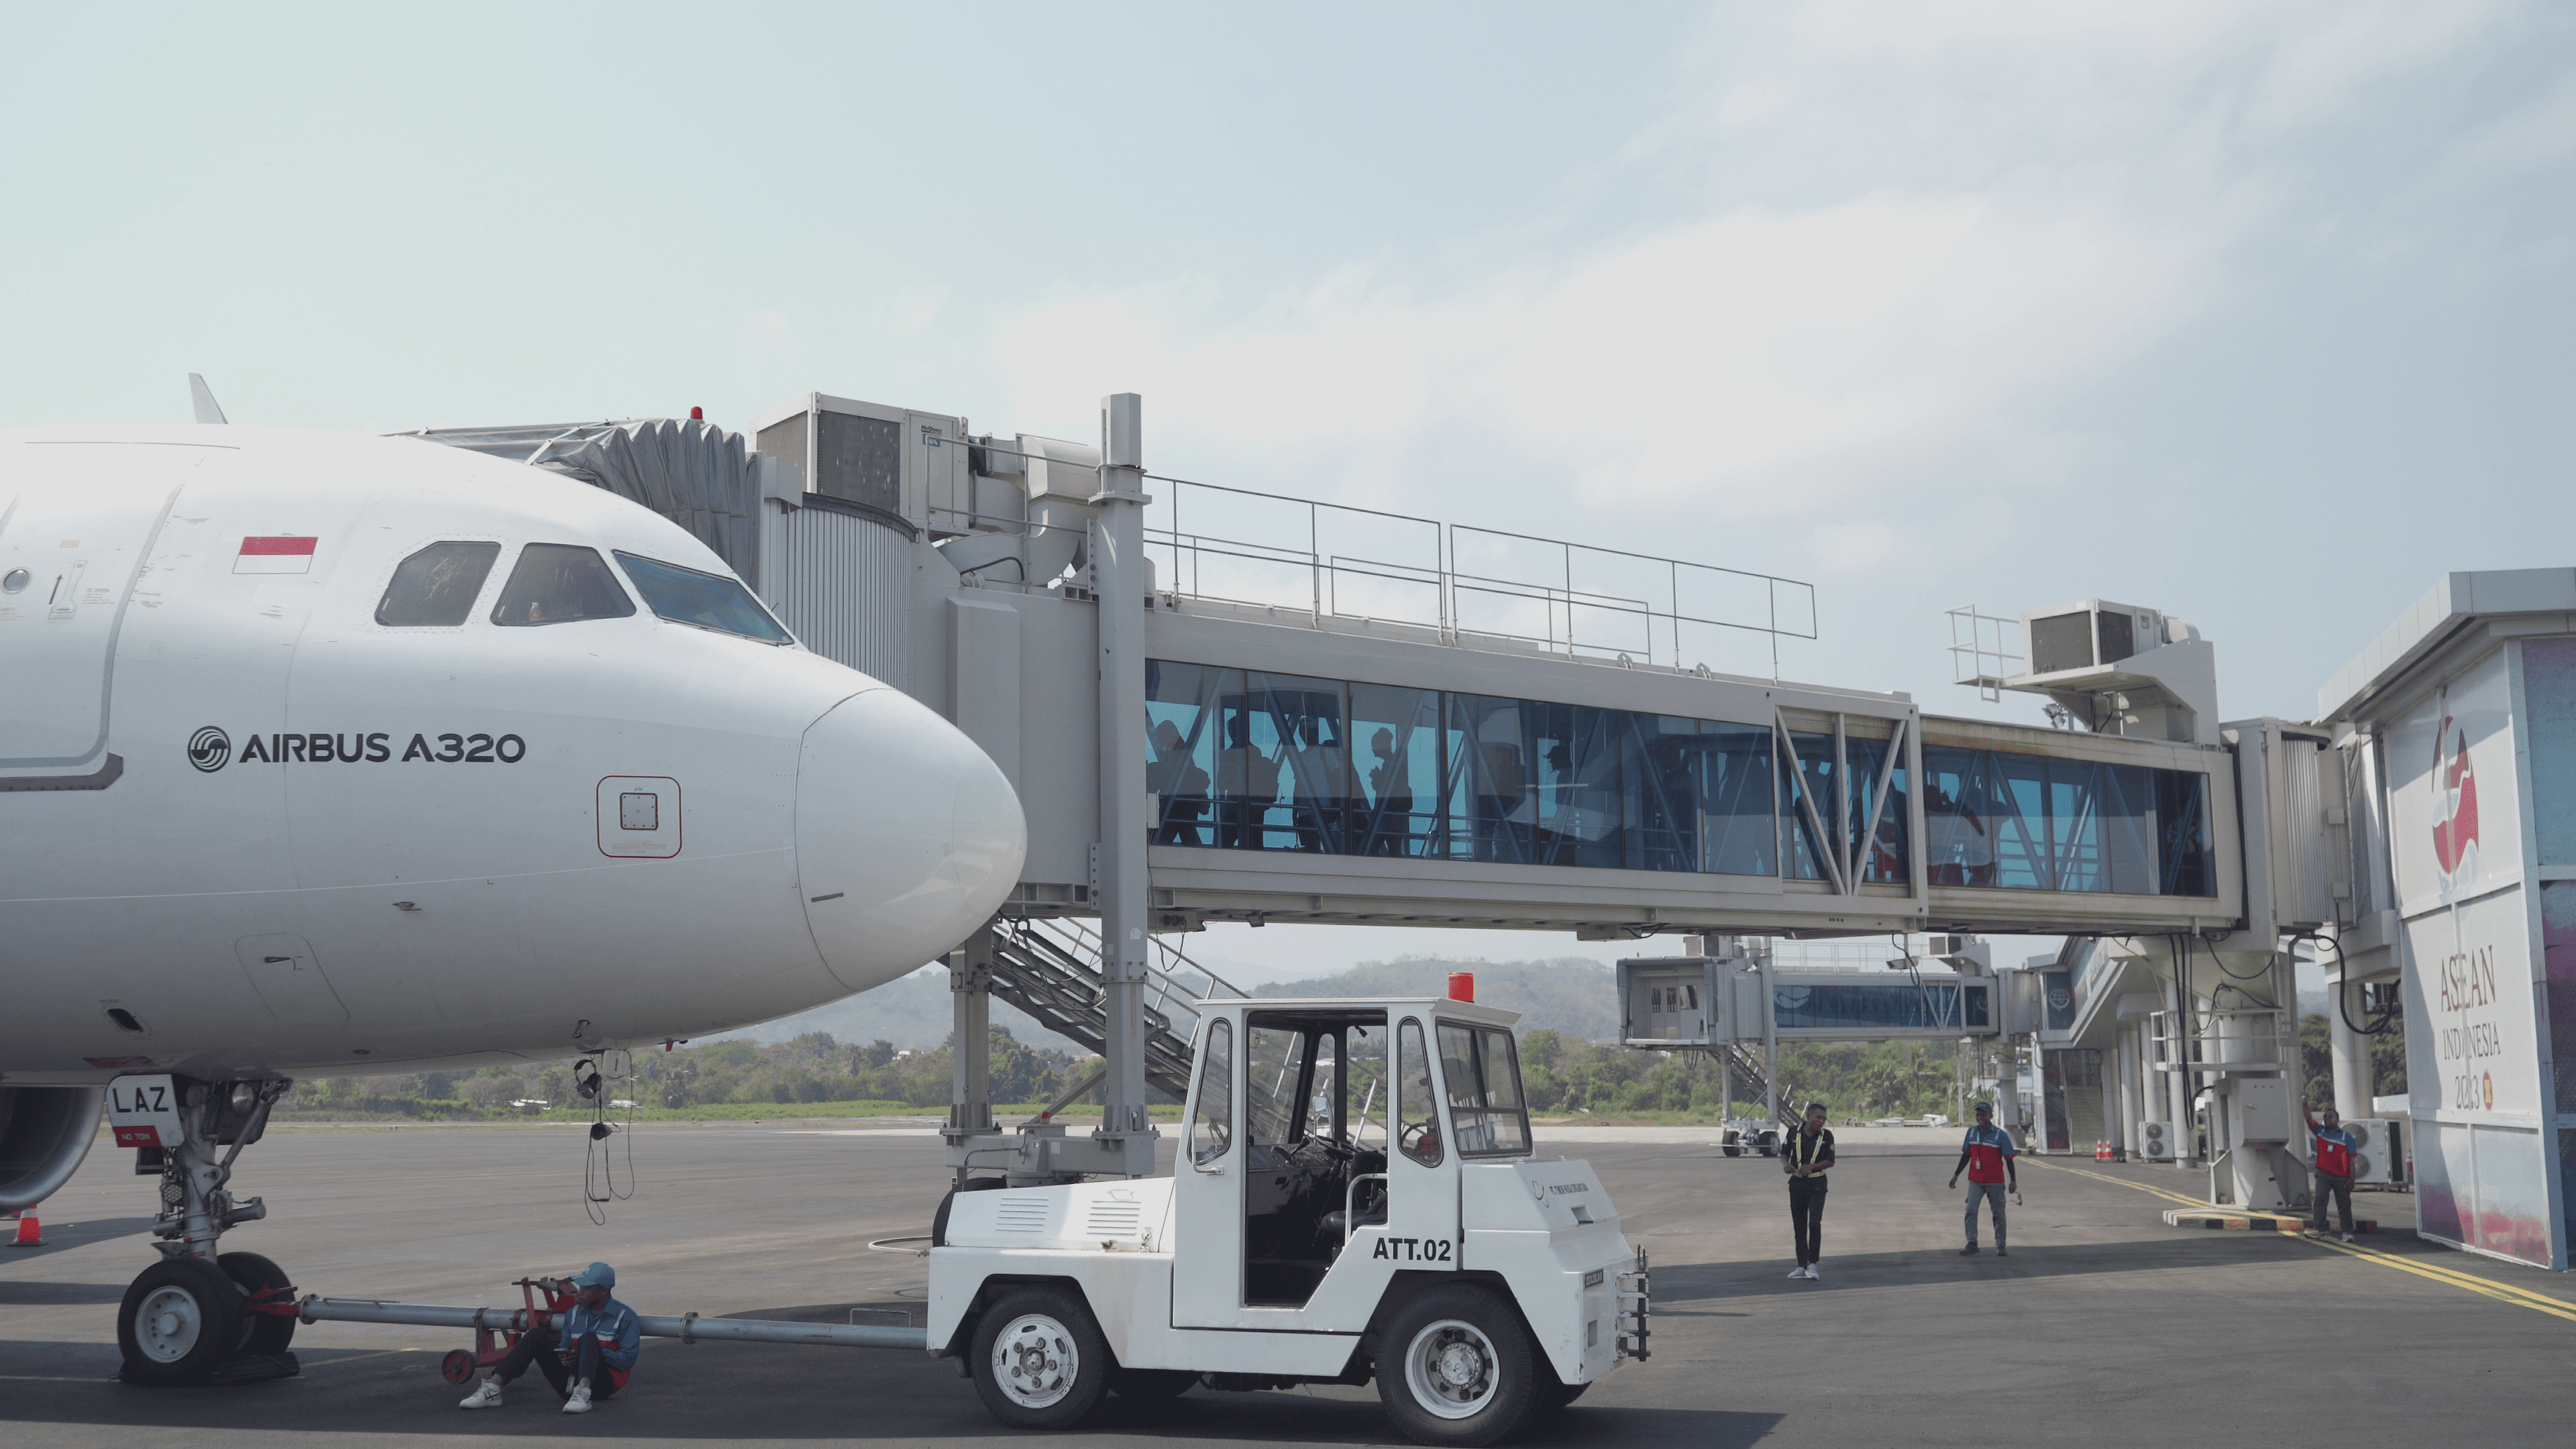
[2313,1129,2353,1177]
[1790,1128,1831,1171]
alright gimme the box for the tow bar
[290,1279,927,1385]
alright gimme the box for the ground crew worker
[459,1261,641,1414]
[1949,1101,2017,1256]
[1782,1102,1834,1281]
[2302,1095,2360,1242]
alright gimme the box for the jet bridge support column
[1088,393,1158,1179]
[2166,971,2195,1168]
[1758,951,1778,1123]
[945,926,996,1185]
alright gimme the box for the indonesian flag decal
[235,535,319,575]
[2430,715,2479,879]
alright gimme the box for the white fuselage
[0,425,1024,1084]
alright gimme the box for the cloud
[993,189,2228,519]
[982,3,2516,530]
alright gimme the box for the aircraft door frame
[0,445,209,786]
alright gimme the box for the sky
[6,3,2568,981]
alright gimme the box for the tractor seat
[1320,1206,1388,1240]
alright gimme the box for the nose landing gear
[113,1078,301,1385]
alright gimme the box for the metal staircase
[984,918,1248,1099]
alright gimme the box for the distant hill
[725,953,1625,1049]
[714,969,1058,1051]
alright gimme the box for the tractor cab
[1171,998,1528,1329]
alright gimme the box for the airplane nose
[796,688,1027,991]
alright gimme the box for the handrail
[1343,1172,1390,1245]
[1140,470,1816,678]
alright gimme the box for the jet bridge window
[1918,744,2215,897]
[491,544,636,627]
[1144,659,1778,877]
[375,541,500,627]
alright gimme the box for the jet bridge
[423,390,2356,1203]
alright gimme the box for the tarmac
[5,1122,2574,1446]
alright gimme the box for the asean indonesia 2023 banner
[2389,648,2555,1267]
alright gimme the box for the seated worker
[460,1261,640,1414]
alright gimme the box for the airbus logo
[186,727,231,773]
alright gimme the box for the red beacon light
[1447,971,1475,1003]
[689,406,704,421]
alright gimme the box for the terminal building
[414,396,2576,1273]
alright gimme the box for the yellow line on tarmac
[2299,1236,2576,1322]
[2028,1157,2576,1324]
[2028,1158,2204,1208]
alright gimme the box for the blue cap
[570,1262,616,1289]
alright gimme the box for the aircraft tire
[117,1257,246,1384]
[216,1251,297,1356]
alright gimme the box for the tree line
[272,1026,1083,1120]
[268,1010,2407,1125]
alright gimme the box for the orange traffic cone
[8,1211,40,1247]
[2093,1140,2108,1161]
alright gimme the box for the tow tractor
[929,994,1650,1446]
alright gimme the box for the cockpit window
[376,541,500,627]
[490,544,636,627]
[612,551,793,643]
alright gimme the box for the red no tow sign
[107,1074,183,1148]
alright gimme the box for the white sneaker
[1805,1265,1821,1281]
[1788,1265,1808,1279]
[2341,1233,2357,1243]
[563,1383,592,1415]
[459,1379,504,1409]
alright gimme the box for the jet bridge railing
[1142,472,1818,681]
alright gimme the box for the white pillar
[2328,961,2371,1122]
[2116,1026,2140,1161]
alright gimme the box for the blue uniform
[1958,1122,2016,1250]
[1960,1123,2017,1183]
[562,1297,642,1373]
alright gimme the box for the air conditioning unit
[2339,1118,2404,1185]
[748,392,971,535]
[2019,599,2171,677]
[2135,1120,2180,1161]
